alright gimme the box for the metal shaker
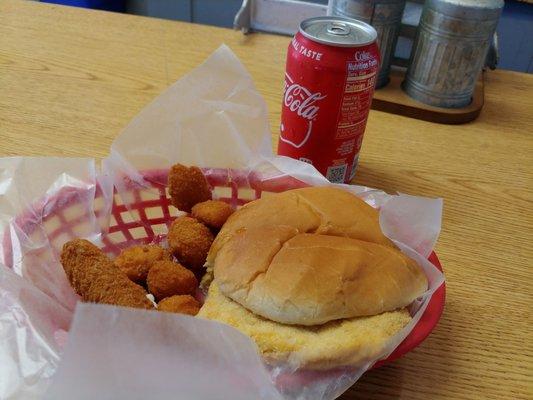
[329,0,406,88]
[403,0,504,108]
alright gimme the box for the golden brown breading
[168,163,212,212]
[114,245,170,284]
[158,295,200,316]
[198,283,411,369]
[146,260,198,301]
[60,239,154,310]
[191,200,234,230]
[167,216,214,269]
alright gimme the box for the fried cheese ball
[167,216,214,269]
[114,245,170,284]
[158,295,200,316]
[147,260,198,301]
[60,239,154,310]
[191,200,234,230]
[168,163,212,213]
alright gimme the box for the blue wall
[497,1,533,73]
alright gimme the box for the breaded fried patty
[198,283,411,370]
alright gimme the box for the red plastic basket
[2,168,445,369]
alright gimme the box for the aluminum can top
[299,16,377,47]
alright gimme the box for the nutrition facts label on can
[335,64,377,140]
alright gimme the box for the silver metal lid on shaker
[299,16,377,47]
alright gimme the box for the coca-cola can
[278,16,380,183]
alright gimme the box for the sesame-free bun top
[214,226,427,325]
[207,186,394,265]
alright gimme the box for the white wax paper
[0,45,444,400]
[43,303,283,400]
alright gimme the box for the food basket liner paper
[0,45,444,400]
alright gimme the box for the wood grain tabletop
[1,0,532,399]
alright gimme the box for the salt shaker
[403,0,504,108]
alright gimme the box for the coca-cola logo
[284,83,325,120]
[280,73,326,148]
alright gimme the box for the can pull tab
[327,22,350,36]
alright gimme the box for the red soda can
[278,17,380,183]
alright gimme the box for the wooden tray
[371,68,484,124]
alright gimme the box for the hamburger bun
[214,226,427,325]
[207,186,394,265]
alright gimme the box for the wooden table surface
[1,0,532,399]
